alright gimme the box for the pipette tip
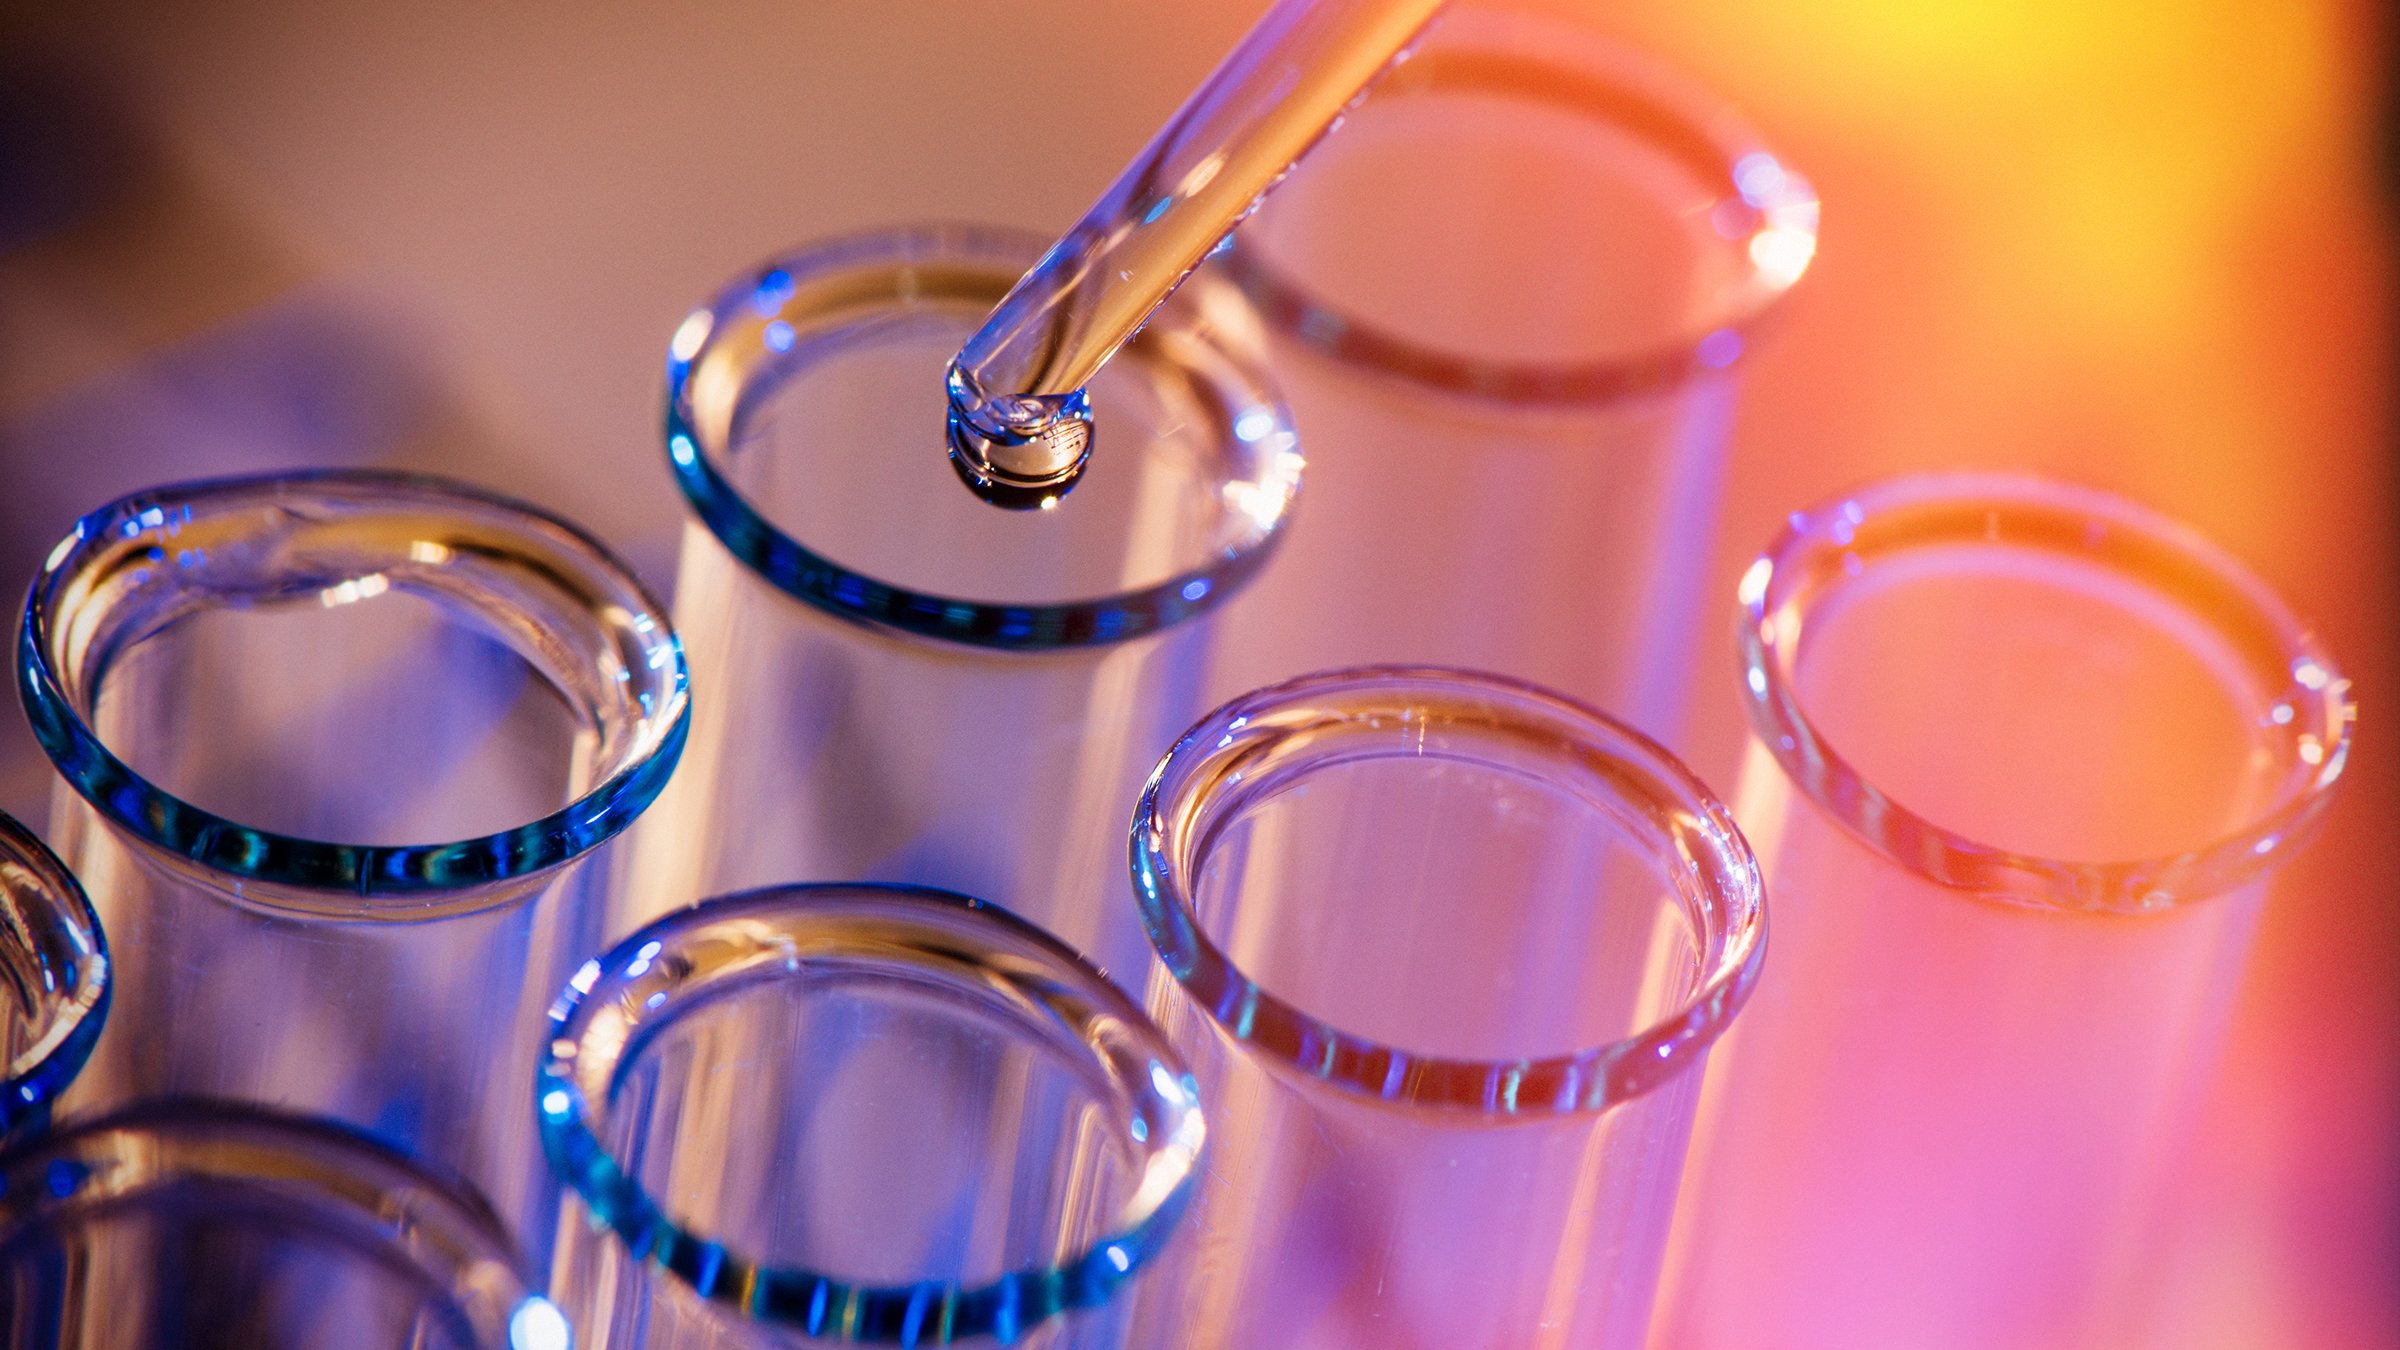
[944,370,1096,510]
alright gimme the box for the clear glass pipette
[946,0,1447,508]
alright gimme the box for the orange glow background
[1601,3,2396,1344]
[0,0,2389,1343]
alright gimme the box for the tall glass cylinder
[0,809,107,1143]
[541,883,1205,1348]
[1123,667,1765,1348]
[0,1099,566,1349]
[623,224,1299,988]
[1658,475,2356,1349]
[1206,7,1818,738]
[20,471,690,1251]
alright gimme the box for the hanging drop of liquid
[944,363,1096,510]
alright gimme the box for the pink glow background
[0,0,2388,1342]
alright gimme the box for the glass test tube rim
[0,1097,563,1348]
[1130,663,1768,1117]
[0,810,107,1138]
[663,221,1301,652]
[18,468,692,912]
[1737,470,2356,916]
[1219,5,1822,405]
[537,881,1207,1343]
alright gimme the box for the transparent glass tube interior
[1659,474,2354,1350]
[629,223,1299,987]
[1124,667,1763,1349]
[0,1100,561,1350]
[541,883,1203,1349]
[20,470,689,1258]
[1206,7,1818,741]
[0,809,107,1142]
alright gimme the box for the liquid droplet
[946,365,1096,510]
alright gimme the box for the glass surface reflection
[20,471,688,1260]
[542,884,1202,1347]
[1125,667,1764,1348]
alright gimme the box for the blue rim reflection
[0,811,107,1140]
[1131,665,1767,1116]
[18,470,690,899]
[663,223,1299,652]
[538,883,1205,1344]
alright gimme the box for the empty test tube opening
[1740,474,2354,909]
[666,225,1298,642]
[1134,667,1764,1114]
[20,471,689,903]
[0,1101,549,1349]
[101,593,583,847]
[541,885,1203,1340]
[1226,8,1817,399]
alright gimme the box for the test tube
[0,1099,567,1349]
[1657,475,2355,1349]
[20,471,690,1253]
[1206,8,1818,736]
[0,810,107,1142]
[540,883,1205,1348]
[1122,667,1766,1348]
[625,224,1299,987]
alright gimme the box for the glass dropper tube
[20,470,690,1257]
[0,809,106,1143]
[540,884,1204,1348]
[0,1100,565,1349]
[943,0,1444,505]
[1657,475,2356,1349]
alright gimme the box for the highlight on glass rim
[0,0,2384,1346]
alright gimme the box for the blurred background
[0,0,2387,1343]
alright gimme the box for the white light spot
[1178,152,1225,197]
[1749,224,1816,289]
[511,1297,572,1350]
[1737,557,1774,608]
[319,573,390,608]
[669,312,713,363]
